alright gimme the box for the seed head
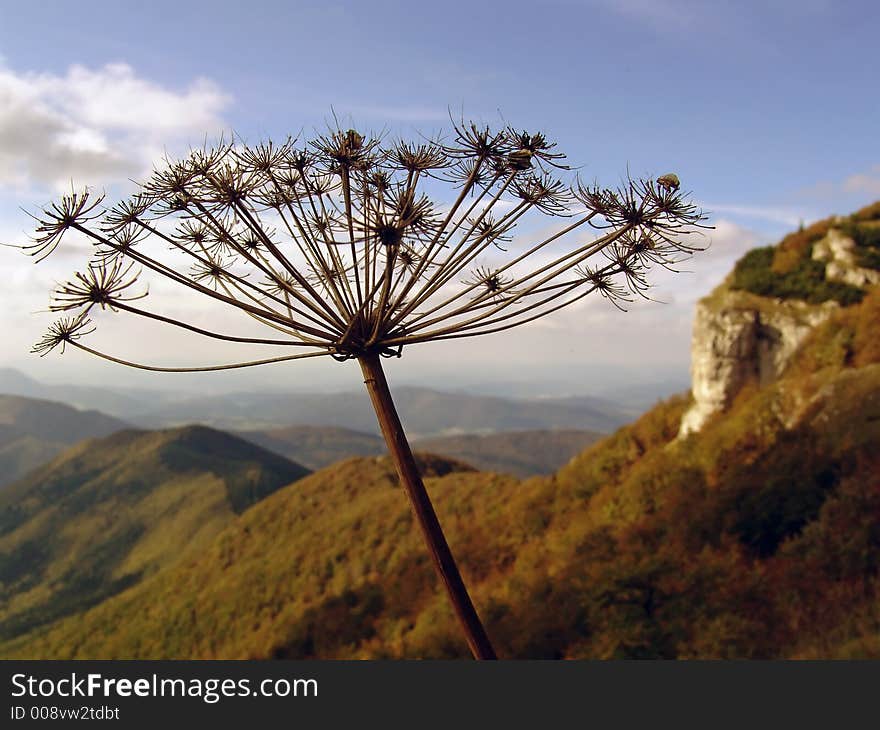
[31,314,96,356]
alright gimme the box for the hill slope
[0,426,309,641]
[0,395,129,488]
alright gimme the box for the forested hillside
[3,207,878,660]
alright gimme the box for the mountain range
[237,425,603,477]
[0,393,604,483]
[6,296,878,658]
[0,368,630,437]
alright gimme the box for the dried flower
[31,314,96,356]
[463,267,514,302]
[20,117,709,661]
[51,260,146,312]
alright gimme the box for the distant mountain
[0,368,175,418]
[0,368,630,436]
[237,426,385,470]
[0,370,40,397]
[414,429,604,477]
[0,387,608,503]
[133,386,628,437]
[0,395,130,488]
[237,426,603,476]
[0,425,308,642]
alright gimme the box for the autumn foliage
[4,280,877,659]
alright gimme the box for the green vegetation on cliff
[730,201,880,304]
[731,246,864,305]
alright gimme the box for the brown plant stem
[359,352,497,660]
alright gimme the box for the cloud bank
[0,62,230,191]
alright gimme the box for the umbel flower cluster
[21,118,708,661]
[25,121,707,370]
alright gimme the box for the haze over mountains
[237,425,603,476]
[0,369,170,421]
[0,370,616,483]
[0,368,631,437]
[0,395,129,488]
[411,430,603,478]
[0,391,605,483]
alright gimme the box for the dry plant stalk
[22,119,707,659]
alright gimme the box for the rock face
[812,228,880,287]
[678,289,836,437]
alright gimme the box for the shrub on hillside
[839,221,880,270]
[771,219,832,273]
[731,246,864,305]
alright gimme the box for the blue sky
[0,0,877,395]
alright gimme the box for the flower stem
[358,352,497,660]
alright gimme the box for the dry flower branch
[22,118,708,659]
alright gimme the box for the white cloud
[700,202,808,228]
[699,218,761,259]
[0,61,233,378]
[784,164,880,212]
[0,62,231,191]
[843,166,880,197]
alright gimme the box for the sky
[0,0,877,397]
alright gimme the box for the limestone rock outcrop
[812,228,880,288]
[678,289,836,436]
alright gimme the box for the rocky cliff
[679,210,880,437]
[678,288,836,435]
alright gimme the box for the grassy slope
[7,284,878,659]
[730,200,880,304]
[0,425,308,642]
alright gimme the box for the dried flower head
[20,118,706,371]
[463,267,515,302]
[31,314,96,356]
[190,256,233,290]
[52,260,146,313]
[18,115,710,662]
[24,188,105,262]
